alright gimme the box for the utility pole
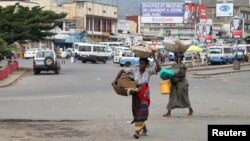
[92,0,94,43]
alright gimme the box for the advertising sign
[195,24,203,42]
[203,25,213,43]
[198,5,207,23]
[140,2,207,24]
[140,2,184,23]
[216,3,233,17]
[230,17,244,39]
[183,3,207,24]
[195,24,212,43]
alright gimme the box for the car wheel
[82,60,86,63]
[103,60,106,64]
[44,56,54,67]
[120,64,124,67]
[34,70,40,75]
[245,56,249,62]
[55,69,60,74]
[125,62,131,67]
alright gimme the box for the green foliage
[0,38,16,61]
[0,3,67,45]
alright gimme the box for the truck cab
[119,53,154,67]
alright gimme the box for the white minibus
[208,46,235,64]
[72,42,109,63]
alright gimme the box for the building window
[94,18,101,32]
[114,12,117,15]
[86,17,93,31]
[88,8,91,11]
[149,28,160,31]
[102,19,107,32]
[107,20,111,33]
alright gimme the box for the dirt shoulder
[0,120,131,141]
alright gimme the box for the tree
[0,38,16,61]
[0,3,67,45]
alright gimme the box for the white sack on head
[163,39,192,53]
[130,42,152,58]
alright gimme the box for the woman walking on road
[112,53,161,139]
[163,53,193,117]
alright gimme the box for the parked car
[24,48,42,59]
[233,44,249,62]
[33,50,61,75]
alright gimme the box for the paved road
[0,59,250,141]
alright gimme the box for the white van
[208,46,235,64]
[72,42,109,63]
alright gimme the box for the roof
[203,0,250,7]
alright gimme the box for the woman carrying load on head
[162,52,193,117]
[112,52,161,139]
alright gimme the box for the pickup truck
[119,56,154,67]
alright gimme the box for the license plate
[36,60,44,65]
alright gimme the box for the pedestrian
[157,49,161,64]
[201,52,205,64]
[22,47,26,59]
[160,50,167,65]
[162,53,193,117]
[196,53,200,66]
[191,52,195,67]
[112,52,161,139]
[61,50,67,64]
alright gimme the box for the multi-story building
[202,0,250,38]
[30,0,118,42]
[0,0,118,45]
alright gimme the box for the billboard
[183,3,207,23]
[140,2,207,24]
[216,3,233,17]
[230,18,244,39]
[140,2,184,23]
[198,5,207,23]
[195,24,212,43]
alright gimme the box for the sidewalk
[0,68,27,88]
[0,60,28,88]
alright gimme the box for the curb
[187,63,250,72]
[193,69,250,76]
[0,68,28,88]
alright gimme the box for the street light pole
[92,0,94,43]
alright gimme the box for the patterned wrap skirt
[131,83,150,124]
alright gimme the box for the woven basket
[131,42,152,58]
[113,73,136,96]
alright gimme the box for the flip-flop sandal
[133,132,139,139]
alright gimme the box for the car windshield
[79,46,91,51]
[36,51,54,58]
[209,48,222,54]
[122,52,133,57]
